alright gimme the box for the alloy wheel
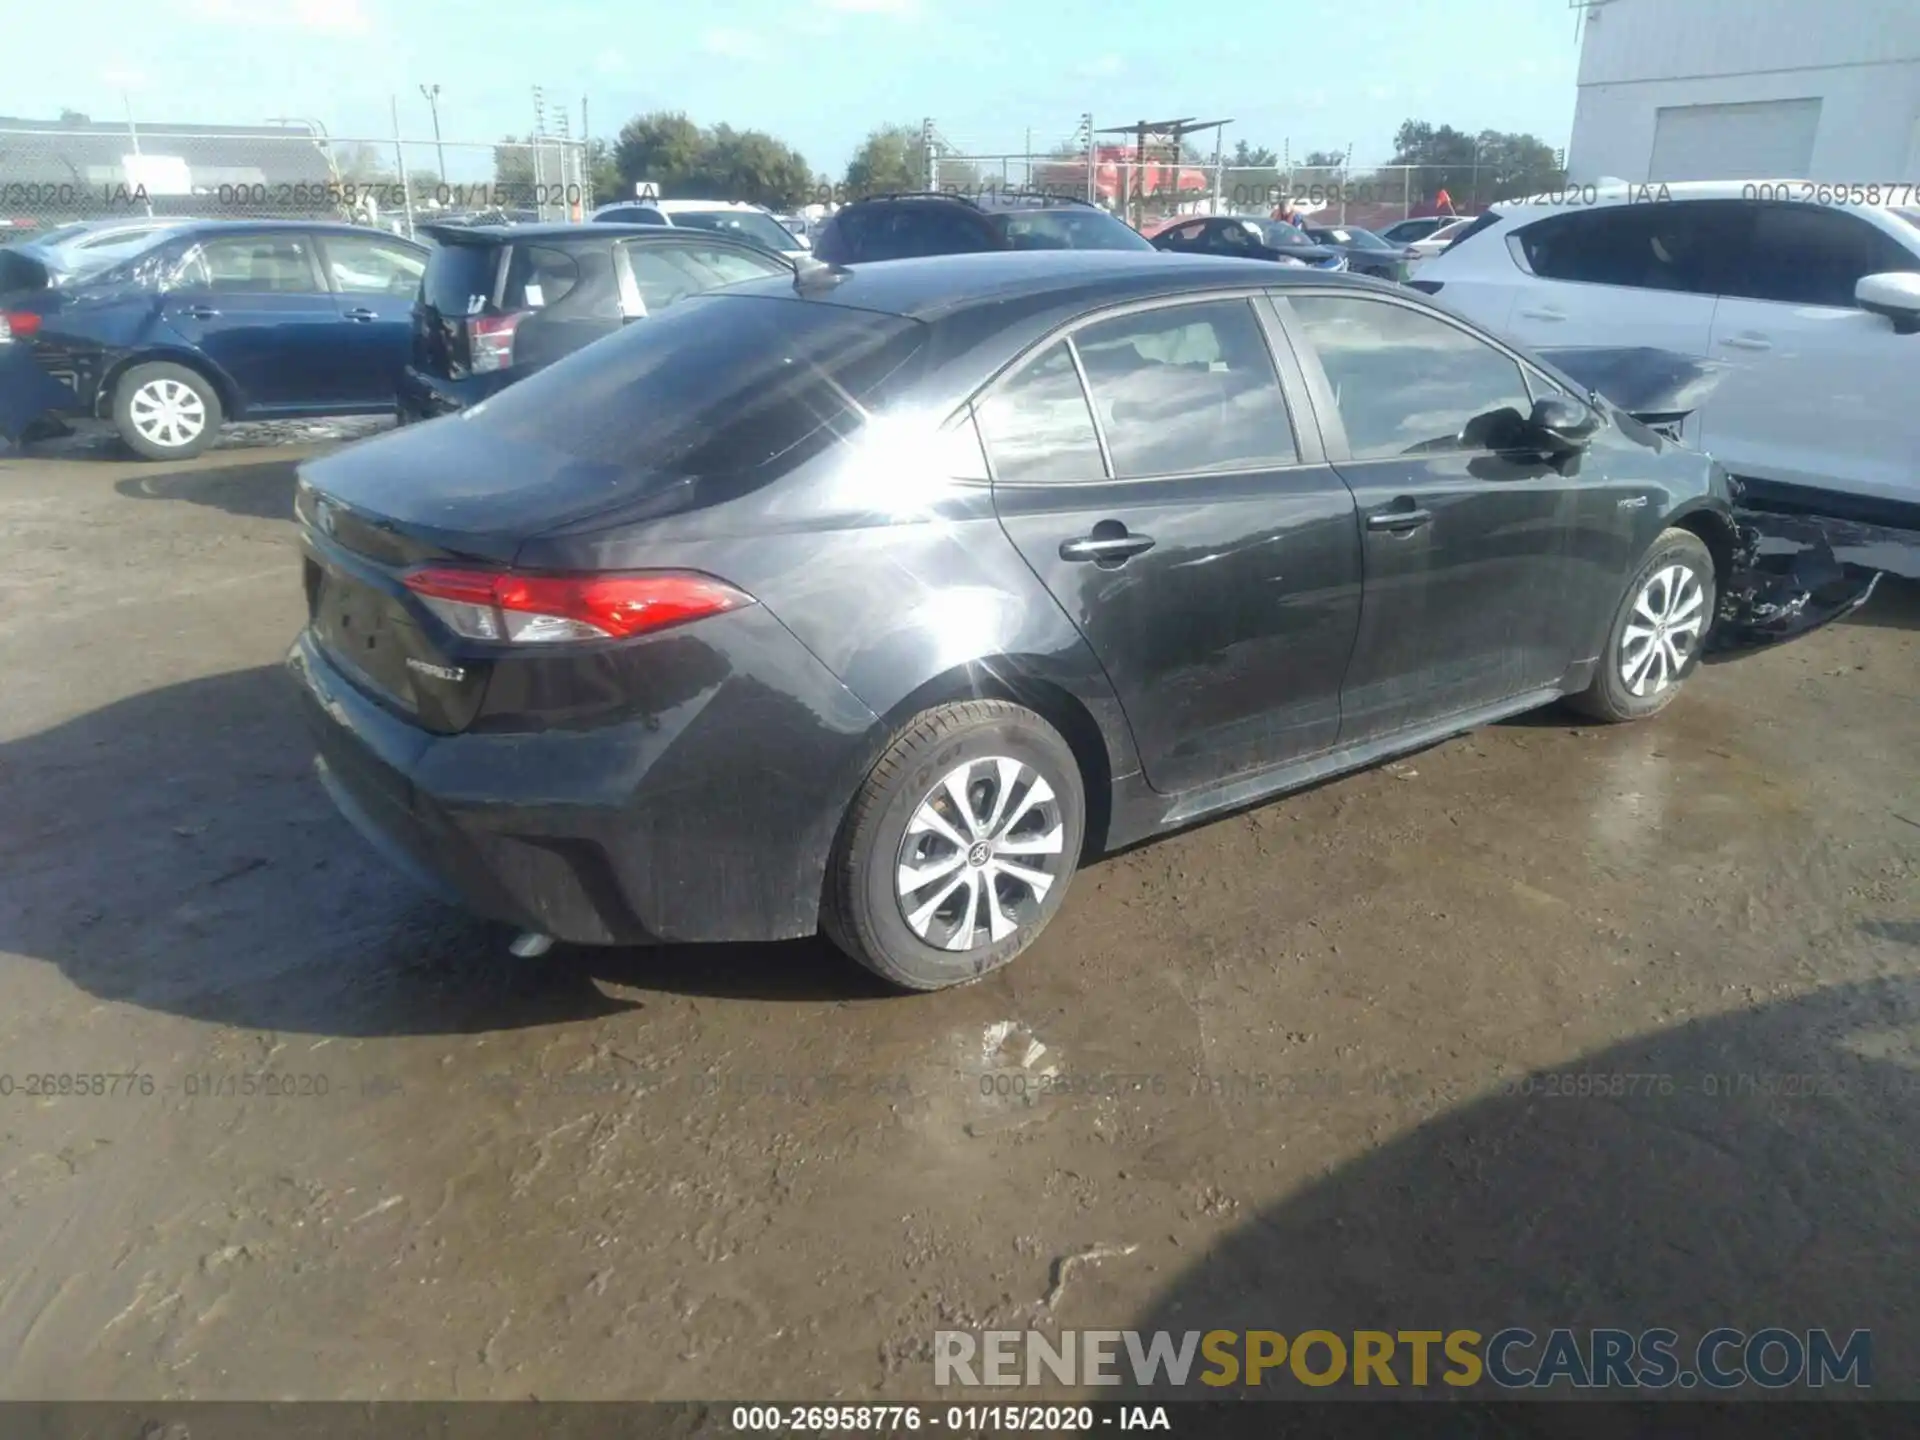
[1620,562,1706,697]
[129,378,207,449]
[894,756,1067,952]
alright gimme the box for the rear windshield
[987,207,1152,251]
[421,243,502,316]
[1254,221,1320,250]
[1323,227,1394,251]
[471,293,929,475]
[668,209,797,251]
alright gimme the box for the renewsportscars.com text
[935,1327,1871,1390]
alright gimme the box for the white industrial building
[1566,0,1920,184]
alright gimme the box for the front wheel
[822,701,1085,991]
[1567,528,1716,723]
[114,361,223,461]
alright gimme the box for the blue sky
[9,0,1583,176]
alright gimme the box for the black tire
[822,700,1085,992]
[113,361,223,461]
[1567,527,1716,723]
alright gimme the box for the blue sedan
[0,220,427,459]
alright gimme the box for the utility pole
[419,83,447,183]
[1079,112,1095,205]
[532,86,548,219]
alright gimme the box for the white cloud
[187,0,371,36]
[1075,54,1124,78]
[702,26,767,60]
[1366,84,1394,102]
[595,47,628,75]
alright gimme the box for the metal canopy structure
[1095,116,1233,226]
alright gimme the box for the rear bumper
[394,366,510,423]
[0,346,87,443]
[287,613,885,947]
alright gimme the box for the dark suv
[396,224,793,422]
[810,191,1154,265]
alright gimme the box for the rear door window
[421,242,503,317]
[174,234,319,293]
[975,341,1104,484]
[319,233,427,296]
[1071,299,1298,477]
[501,244,580,309]
[617,241,787,316]
[1515,203,1732,295]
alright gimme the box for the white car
[1409,180,1920,525]
[1379,214,1463,247]
[588,198,810,260]
[1401,216,1476,271]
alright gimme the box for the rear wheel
[114,361,223,461]
[822,701,1084,991]
[1568,528,1715,722]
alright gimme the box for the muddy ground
[0,432,1915,1402]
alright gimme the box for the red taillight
[466,311,526,373]
[1,310,41,342]
[403,568,753,644]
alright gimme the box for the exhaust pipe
[509,931,554,959]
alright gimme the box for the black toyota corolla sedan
[290,250,1774,991]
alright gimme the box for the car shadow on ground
[0,665,891,1040]
[1122,976,1920,1407]
[1842,574,1920,632]
[112,458,302,522]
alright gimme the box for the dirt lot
[0,432,1915,1401]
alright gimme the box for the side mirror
[1527,396,1601,452]
[1857,272,1920,335]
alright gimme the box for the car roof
[423,222,734,243]
[728,249,1386,320]
[156,219,426,242]
[649,199,763,213]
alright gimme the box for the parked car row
[0,217,802,456]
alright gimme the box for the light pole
[419,83,446,183]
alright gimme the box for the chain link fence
[0,120,591,241]
[928,131,1560,233]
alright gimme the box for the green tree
[612,111,706,193]
[1302,149,1347,170]
[1388,120,1562,206]
[844,123,926,197]
[696,124,814,208]
[1232,140,1279,168]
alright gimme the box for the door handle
[342,307,379,322]
[1059,532,1156,564]
[1367,507,1432,533]
[180,304,220,320]
[1517,307,1566,321]
[1720,333,1771,352]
